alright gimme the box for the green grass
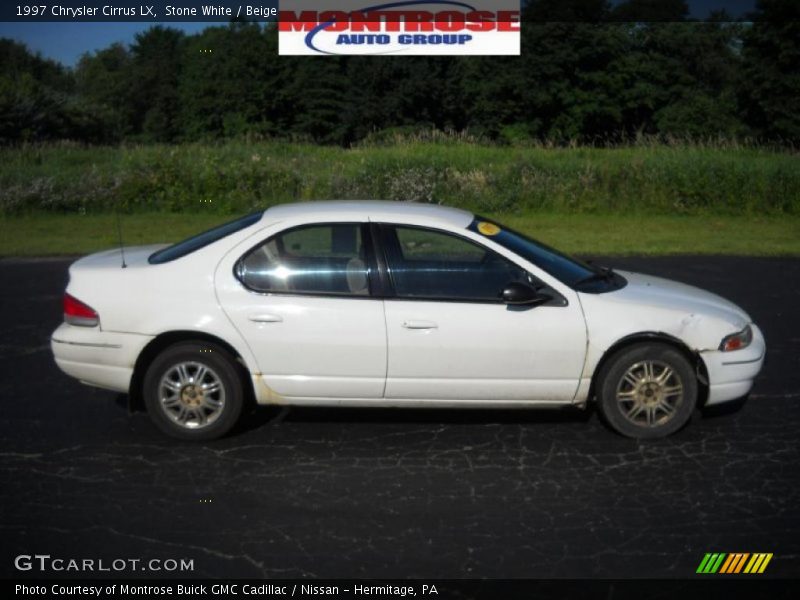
[0,213,223,256]
[2,211,798,257]
[493,213,800,256]
[1,140,798,216]
[1,140,798,256]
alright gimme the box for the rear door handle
[248,314,283,323]
[402,320,438,330]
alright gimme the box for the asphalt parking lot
[1,256,798,579]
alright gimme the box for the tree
[611,0,689,21]
[2,0,797,146]
[0,39,111,143]
[278,56,349,144]
[178,23,279,139]
[130,26,185,142]
[739,0,800,140]
[510,1,630,141]
[459,55,528,140]
[608,20,744,138]
[75,43,134,140]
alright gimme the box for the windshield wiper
[575,266,616,287]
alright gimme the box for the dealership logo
[696,553,773,574]
[278,0,520,56]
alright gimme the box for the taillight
[64,293,99,327]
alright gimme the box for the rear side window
[149,212,262,265]
[237,223,371,296]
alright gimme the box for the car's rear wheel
[143,342,244,441]
[596,343,697,438]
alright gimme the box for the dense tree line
[1,0,798,146]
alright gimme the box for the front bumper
[700,323,766,405]
[51,323,153,393]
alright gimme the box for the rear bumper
[51,323,153,393]
[700,323,766,406]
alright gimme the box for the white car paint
[381,299,587,402]
[51,201,765,414]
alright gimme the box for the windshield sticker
[477,222,501,236]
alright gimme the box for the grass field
[1,212,797,257]
[1,140,798,216]
[0,140,798,256]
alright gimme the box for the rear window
[149,212,263,264]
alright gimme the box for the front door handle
[248,314,283,323]
[402,320,438,330]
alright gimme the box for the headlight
[719,324,753,352]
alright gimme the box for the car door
[378,224,587,402]
[218,222,387,399]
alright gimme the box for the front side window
[238,223,370,296]
[382,225,532,301]
[468,217,626,292]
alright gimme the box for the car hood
[577,270,751,352]
[614,270,751,324]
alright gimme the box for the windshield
[149,212,263,264]
[468,217,620,291]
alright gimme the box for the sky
[0,0,759,67]
[0,22,211,66]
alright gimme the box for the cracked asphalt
[1,256,798,579]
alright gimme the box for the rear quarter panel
[64,222,280,375]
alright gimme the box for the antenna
[115,207,127,269]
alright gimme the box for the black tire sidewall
[597,343,697,439]
[143,342,244,441]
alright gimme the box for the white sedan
[51,201,765,440]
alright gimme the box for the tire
[596,343,697,439]
[143,341,244,441]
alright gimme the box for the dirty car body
[51,201,765,440]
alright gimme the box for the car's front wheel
[143,341,244,441]
[596,342,697,438]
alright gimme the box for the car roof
[262,200,474,228]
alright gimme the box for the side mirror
[500,282,552,306]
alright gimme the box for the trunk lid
[70,244,169,271]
